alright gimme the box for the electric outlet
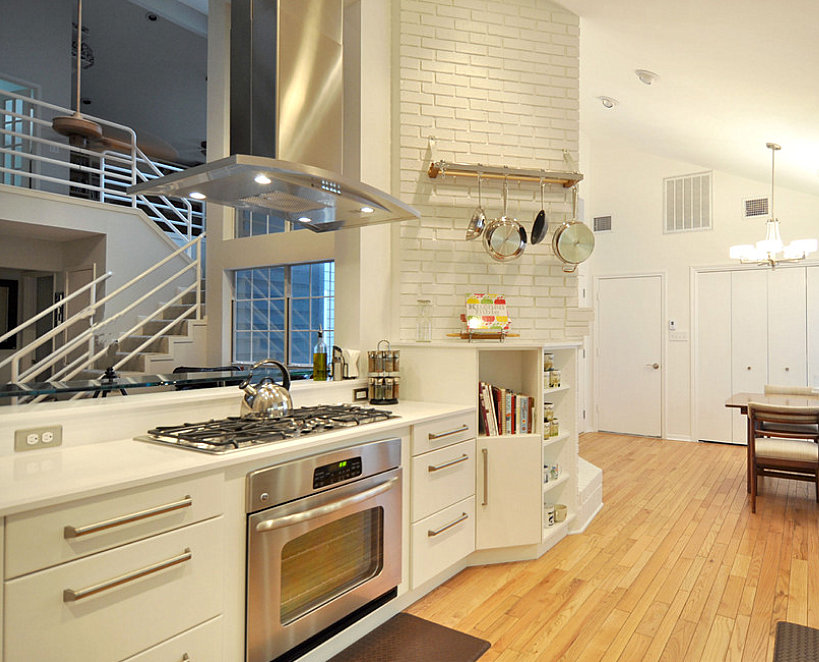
[14,425,63,452]
[353,387,369,402]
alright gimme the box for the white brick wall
[397,0,585,341]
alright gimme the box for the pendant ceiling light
[729,142,817,267]
[51,0,103,145]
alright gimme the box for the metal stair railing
[0,89,203,242]
[2,234,205,393]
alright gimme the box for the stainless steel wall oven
[246,438,402,662]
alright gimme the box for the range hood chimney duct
[129,0,418,232]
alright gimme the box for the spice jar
[544,402,554,421]
[549,370,561,388]
[550,417,559,437]
[544,353,554,372]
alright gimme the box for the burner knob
[259,492,269,502]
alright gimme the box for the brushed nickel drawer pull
[428,424,469,440]
[428,512,468,537]
[428,454,469,472]
[482,448,488,506]
[62,548,192,602]
[63,495,193,539]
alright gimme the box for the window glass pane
[291,263,310,298]
[291,298,310,331]
[251,213,268,236]
[252,300,268,330]
[252,269,269,298]
[252,331,269,359]
[290,331,311,366]
[234,331,251,362]
[269,298,286,330]
[235,300,251,331]
[268,332,285,360]
[236,270,252,299]
[269,267,285,297]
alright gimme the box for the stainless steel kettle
[239,359,293,419]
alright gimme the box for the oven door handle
[254,475,400,533]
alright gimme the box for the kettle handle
[239,359,291,391]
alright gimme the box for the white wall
[394,0,587,342]
[585,134,819,439]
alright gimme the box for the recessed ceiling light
[360,206,374,214]
[254,174,272,185]
[298,216,312,223]
[635,69,659,85]
[189,191,206,200]
[597,96,618,109]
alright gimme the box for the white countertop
[0,399,473,517]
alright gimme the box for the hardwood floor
[406,432,819,661]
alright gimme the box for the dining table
[725,391,819,492]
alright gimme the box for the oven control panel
[313,457,363,489]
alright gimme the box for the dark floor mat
[774,621,819,662]
[328,613,490,662]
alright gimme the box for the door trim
[593,271,666,438]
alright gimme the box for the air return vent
[743,196,769,219]
[593,216,612,232]
[663,171,712,233]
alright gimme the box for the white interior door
[730,270,767,443]
[596,275,663,437]
[767,267,807,386]
[694,271,733,442]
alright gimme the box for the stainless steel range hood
[128,0,419,232]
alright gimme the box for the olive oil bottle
[312,327,328,381]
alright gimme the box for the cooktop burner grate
[138,405,397,453]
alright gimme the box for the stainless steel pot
[239,359,293,419]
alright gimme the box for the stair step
[140,319,189,336]
[118,335,170,354]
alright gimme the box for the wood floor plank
[406,432,817,662]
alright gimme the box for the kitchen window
[233,261,334,367]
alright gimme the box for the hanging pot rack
[428,160,583,188]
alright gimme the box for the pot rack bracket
[426,138,583,187]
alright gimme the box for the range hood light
[189,191,206,200]
[254,174,272,185]
[361,206,374,214]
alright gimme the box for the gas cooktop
[135,404,398,454]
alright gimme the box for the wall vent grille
[663,171,712,233]
[593,215,612,232]
[743,196,769,219]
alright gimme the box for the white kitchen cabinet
[409,412,476,589]
[411,497,476,587]
[476,434,541,549]
[411,439,475,522]
[5,472,224,578]
[121,616,222,662]
[4,517,223,662]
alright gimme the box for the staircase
[105,289,207,374]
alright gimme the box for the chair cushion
[756,438,819,463]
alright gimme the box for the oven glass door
[246,467,401,662]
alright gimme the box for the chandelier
[729,142,817,267]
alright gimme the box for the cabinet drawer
[411,496,475,589]
[4,517,223,662]
[122,616,222,662]
[411,439,475,522]
[5,472,223,578]
[411,414,475,455]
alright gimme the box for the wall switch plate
[353,387,369,401]
[14,425,63,452]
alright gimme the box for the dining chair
[747,401,819,513]
[764,384,817,395]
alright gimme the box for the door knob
[645,363,659,369]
